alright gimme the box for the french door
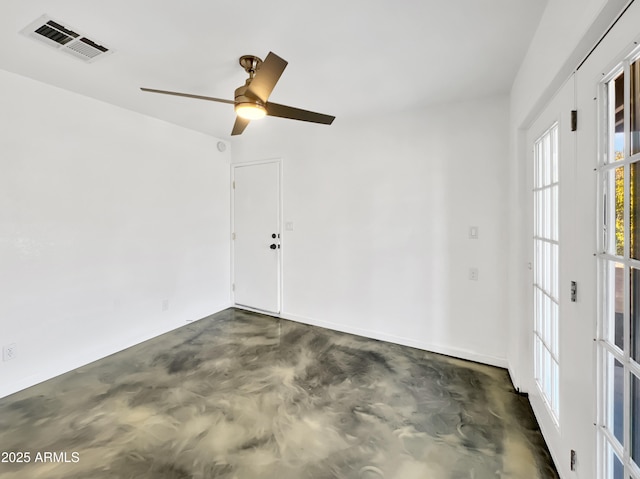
[525,76,578,476]
[598,46,640,479]
[571,0,640,475]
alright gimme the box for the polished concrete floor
[0,308,558,479]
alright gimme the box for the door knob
[270,244,277,250]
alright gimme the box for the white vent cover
[20,15,112,63]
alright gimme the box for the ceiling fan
[141,52,335,136]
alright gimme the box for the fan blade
[140,87,235,105]
[266,102,335,125]
[246,52,288,103]
[231,116,250,136]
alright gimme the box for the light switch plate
[469,268,479,281]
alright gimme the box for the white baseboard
[2,306,508,399]
[280,311,508,369]
[0,304,232,399]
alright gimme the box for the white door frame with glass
[533,121,561,422]
[525,77,577,477]
[597,43,640,479]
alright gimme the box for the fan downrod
[239,55,263,78]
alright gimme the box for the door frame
[231,158,283,315]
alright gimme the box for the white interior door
[233,161,281,314]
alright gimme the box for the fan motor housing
[234,83,264,108]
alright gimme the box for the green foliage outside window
[615,150,638,257]
[616,161,624,256]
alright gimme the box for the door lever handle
[270,244,277,250]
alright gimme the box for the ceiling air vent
[20,15,112,63]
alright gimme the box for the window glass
[632,373,640,463]
[632,162,640,259]
[616,167,625,256]
[605,354,624,444]
[609,262,625,350]
[632,60,640,155]
[612,71,625,161]
[606,441,623,479]
[533,123,560,421]
[631,268,640,363]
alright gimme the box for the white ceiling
[0,1,548,139]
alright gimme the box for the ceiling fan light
[235,102,267,120]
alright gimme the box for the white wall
[511,0,614,129]
[0,69,231,398]
[232,95,510,367]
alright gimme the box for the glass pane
[544,134,551,186]
[551,301,559,357]
[612,71,625,161]
[544,294,551,345]
[617,167,625,256]
[534,191,540,236]
[551,126,559,183]
[632,373,640,463]
[544,241,551,292]
[544,349,551,400]
[633,268,640,362]
[551,186,558,242]
[544,188,551,239]
[605,354,624,444]
[534,336,541,381]
[534,286,541,332]
[614,359,623,444]
[550,359,560,417]
[604,171,618,255]
[538,191,543,237]
[535,141,541,188]
[611,262,624,350]
[606,440,624,479]
[632,59,640,155]
[633,162,640,260]
[551,243,559,299]
[535,241,540,285]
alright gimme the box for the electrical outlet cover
[3,344,16,361]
